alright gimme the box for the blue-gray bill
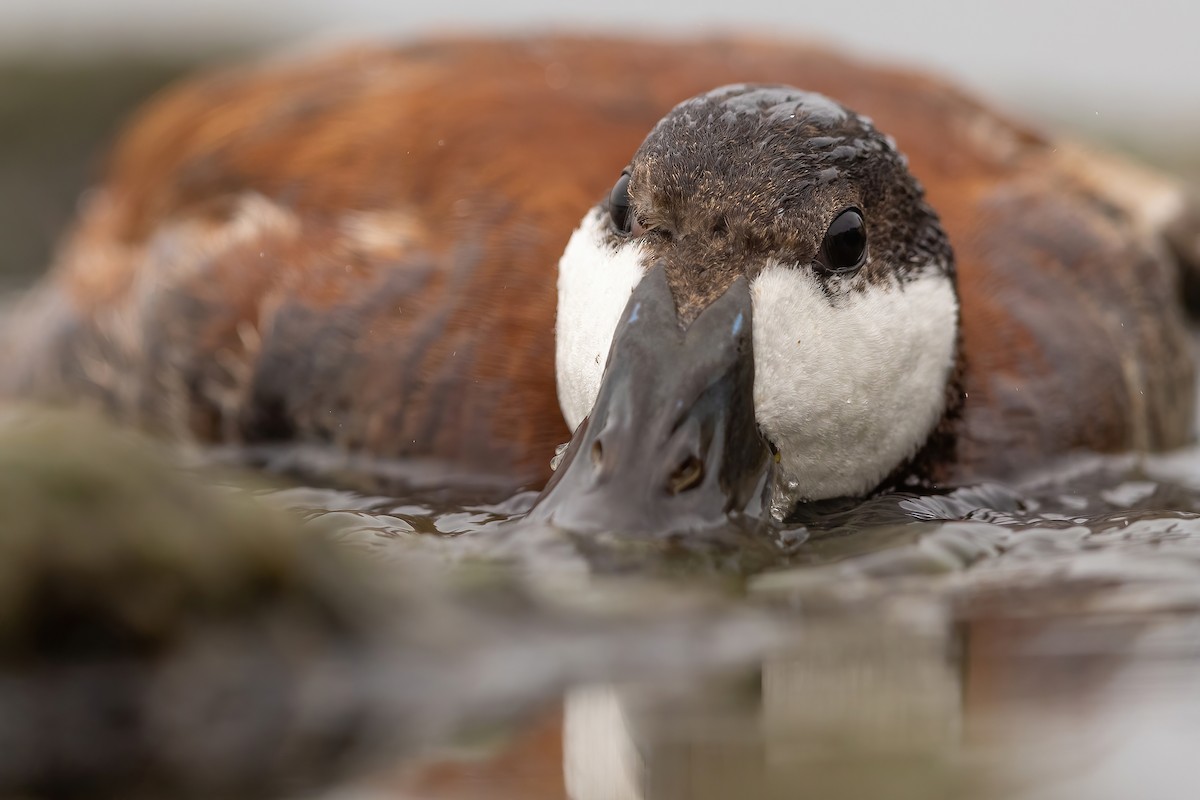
[527,266,773,536]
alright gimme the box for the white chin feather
[555,210,647,430]
[555,214,958,508]
[751,264,958,505]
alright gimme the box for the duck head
[532,84,960,534]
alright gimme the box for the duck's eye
[818,209,867,273]
[608,173,633,234]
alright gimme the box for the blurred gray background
[2,0,1197,287]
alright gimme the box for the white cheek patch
[751,265,958,505]
[555,211,648,430]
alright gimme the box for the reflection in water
[552,613,1200,800]
[562,612,970,800]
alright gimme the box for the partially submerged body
[2,36,1196,518]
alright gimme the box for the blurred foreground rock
[0,409,404,799]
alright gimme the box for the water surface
[238,443,1200,800]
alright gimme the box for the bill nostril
[667,454,704,494]
[590,439,604,468]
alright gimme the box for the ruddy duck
[2,36,1196,527]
